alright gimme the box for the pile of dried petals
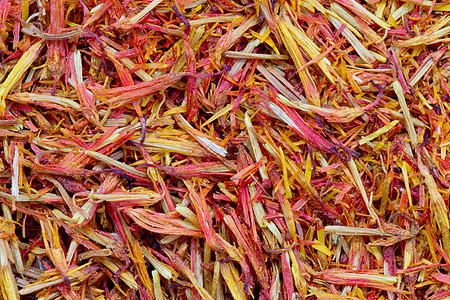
[1,0,450,299]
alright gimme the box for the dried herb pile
[1,0,450,299]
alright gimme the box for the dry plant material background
[1,0,450,299]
